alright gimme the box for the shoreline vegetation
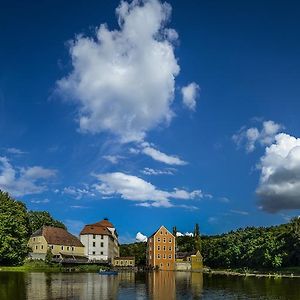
[1,261,300,279]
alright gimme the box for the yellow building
[147,225,176,271]
[112,257,135,267]
[175,250,203,271]
[28,226,85,260]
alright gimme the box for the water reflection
[0,271,299,300]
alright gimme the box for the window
[101,235,103,239]
[93,234,96,239]
[165,231,167,235]
[33,238,35,241]
[160,263,163,267]
[167,263,170,267]
[157,238,160,242]
[169,246,172,251]
[149,255,152,259]
[51,245,54,249]
[149,238,152,243]
[163,254,166,259]
[61,246,64,251]
[93,242,96,247]
[101,251,103,255]
[101,242,104,247]
[163,238,166,243]
[169,238,172,243]
[67,246,69,251]
[160,231,162,235]
[121,261,123,265]
[163,246,166,251]
[157,246,160,250]
[92,251,96,255]
[116,261,119,265]
[72,247,74,251]
[129,261,132,265]
[157,254,160,259]
[41,245,43,250]
[35,245,38,250]
[169,254,172,259]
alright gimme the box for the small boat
[99,270,118,276]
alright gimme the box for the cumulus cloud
[256,133,300,212]
[141,167,175,175]
[0,156,56,197]
[93,172,202,207]
[136,232,148,242]
[57,0,181,142]
[141,142,187,165]
[181,82,200,111]
[176,231,194,237]
[233,120,283,153]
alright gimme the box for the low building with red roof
[28,226,85,260]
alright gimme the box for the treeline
[120,218,300,269]
[0,190,66,265]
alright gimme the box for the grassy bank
[0,261,105,273]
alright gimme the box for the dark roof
[32,226,84,247]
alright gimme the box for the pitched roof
[32,226,83,247]
[148,225,174,238]
[80,224,113,236]
[80,218,115,236]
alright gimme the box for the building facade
[80,218,119,262]
[28,226,85,260]
[147,225,176,271]
[112,257,135,268]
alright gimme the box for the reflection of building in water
[191,272,203,297]
[26,273,119,300]
[118,271,135,282]
[148,271,176,300]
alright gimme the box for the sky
[1,0,300,243]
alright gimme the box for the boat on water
[99,270,118,276]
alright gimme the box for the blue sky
[1,0,300,243]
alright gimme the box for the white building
[80,218,119,262]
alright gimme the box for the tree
[28,211,66,234]
[0,190,30,265]
[45,247,53,264]
[194,223,202,252]
[172,226,177,237]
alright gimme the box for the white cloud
[136,232,148,242]
[93,172,202,207]
[57,0,181,143]
[30,198,50,204]
[229,209,249,216]
[176,231,194,237]
[141,167,175,175]
[6,148,27,155]
[181,82,200,111]
[63,186,95,199]
[0,156,56,197]
[103,155,123,164]
[256,133,300,212]
[233,120,283,153]
[141,143,187,165]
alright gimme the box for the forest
[1,190,300,269]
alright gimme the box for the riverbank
[0,261,105,273]
[205,267,300,278]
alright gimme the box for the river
[0,271,299,299]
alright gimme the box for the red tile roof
[80,219,115,236]
[32,226,84,247]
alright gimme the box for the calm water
[0,271,299,300]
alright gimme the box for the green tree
[0,191,30,265]
[28,211,66,234]
[45,247,53,264]
[194,223,202,252]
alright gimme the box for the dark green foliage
[28,211,66,234]
[201,220,300,269]
[0,191,30,265]
[45,247,53,264]
[120,242,147,266]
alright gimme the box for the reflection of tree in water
[0,272,27,300]
[175,272,203,299]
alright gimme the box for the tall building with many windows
[80,218,119,262]
[147,225,176,271]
